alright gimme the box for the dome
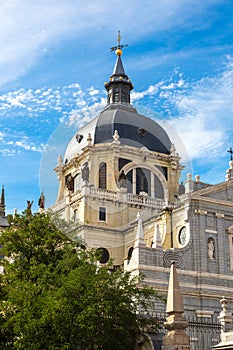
[64,104,171,163]
[64,46,171,163]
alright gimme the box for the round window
[178,226,187,246]
[97,247,110,264]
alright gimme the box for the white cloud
[130,59,233,163]
[88,87,100,96]
[168,59,233,160]
[0,129,45,156]
[62,98,106,128]
[0,0,222,87]
[12,139,45,153]
[0,83,93,117]
[1,56,233,167]
[131,77,186,102]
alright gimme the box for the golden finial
[110,30,128,56]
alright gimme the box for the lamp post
[163,201,174,249]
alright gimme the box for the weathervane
[110,31,128,56]
[227,147,233,161]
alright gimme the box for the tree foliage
[0,212,161,350]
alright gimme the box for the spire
[162,261,190,350]
[0,185,5,217]
[166,261,184,314]
[134,212,145,248]
[105,31,133,107]
[112,54,126,76]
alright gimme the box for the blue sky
[1,0,233,213]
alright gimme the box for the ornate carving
[163,251,184,269]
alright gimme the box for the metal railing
[139,312,221,350]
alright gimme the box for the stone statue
[118,170,127,188]
[65,174,74,191]
[82,162,89,182]
[208,238,215,260]
[112,130,120,144]
[38,193,45,209]
[26,200,33,215]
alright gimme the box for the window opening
[99,162,107,189]
[99,207,106,221]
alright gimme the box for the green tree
[0,212,161,350]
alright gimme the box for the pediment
[191,180,233,202]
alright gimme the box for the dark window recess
[127,247,134,263]
[97,247,109,263]
[137,127,147,137]
[126,170,132,193]
[99,207,106,221]
[162,166,168,180]
[121,91,127,103]
[155,165,168,180]
[76,134,83,143]
[118,157,132,171]
[99,162,107,189]
[154,175,164,199]
[113,88,120,103]
[73,209,77,223]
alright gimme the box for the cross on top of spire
[117,31,121,47]
[110,31,128,56]
[228,147,233,161]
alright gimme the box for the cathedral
[49,39,233,347]
[2,37,233,349]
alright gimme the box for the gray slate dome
[64,44,171,162]
[64,105,171,162]
[95,105,171,152]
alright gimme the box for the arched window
[124,167,165,199]
[99,162,107,189]
[127,247,134,264]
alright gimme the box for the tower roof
[112,54,126,76]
